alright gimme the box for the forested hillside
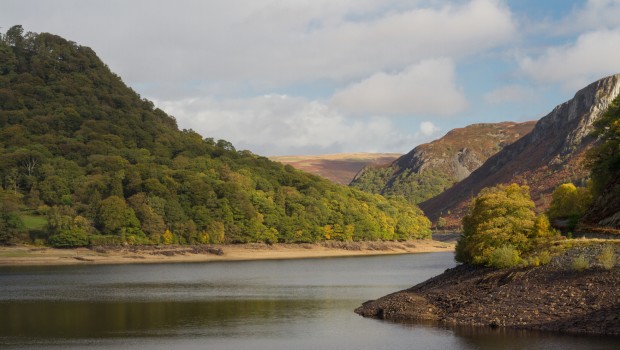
[0,26,431,246]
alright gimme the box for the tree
[97,196,139,235]
[587,93,620,196]
[0,191,24,244]
[547,183,592,220]
[455,184,556,267]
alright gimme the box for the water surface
[0,252,616,349]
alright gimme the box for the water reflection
[0,299,319,338]
[0,253,617,349]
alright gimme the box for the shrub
[539,251,552,265]
[572,255,590,272]
[48,229,89,248]
[598,246,616,270]
[487,245,521,268]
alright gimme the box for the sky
[2,0,620,156]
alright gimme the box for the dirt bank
[0,240,454,266]
[356,243,620,335]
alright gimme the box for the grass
[572,255,590,272]
[0,250,35,258]
[598,246,616,270]
[19,213,48,230]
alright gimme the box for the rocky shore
[356,243,620,335]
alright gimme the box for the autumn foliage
[456,184,558,268]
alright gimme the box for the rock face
[355,244,620,335]
[350,122,535,204]
[420,74,620,227]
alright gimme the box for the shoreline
[355,242,620,336]
[0,240,454,267]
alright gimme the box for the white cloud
[156,95,434,155]
[556,0,620,34]
[519,29,620,89]
[330,59,467,116]
[0,0,518,155]
[484,85,536,105]
[419,121,440,136]
[1,0,516,92]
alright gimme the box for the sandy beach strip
[0,240,454,266]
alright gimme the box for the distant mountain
[420,74,620,228]
[270,153,400,185]
[0,26,431,246]
[350,121,535,204]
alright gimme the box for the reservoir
[0,252,616,349]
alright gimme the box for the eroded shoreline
[355,243,620,336]
[0,240,454,266]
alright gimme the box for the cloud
[155,95,435,155]
[331,59,468,116]
[419,121,440,136]
[484,85,536,105]
[1,0,516,92]
[518,29,620,89]
[555,0,620,34]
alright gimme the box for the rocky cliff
[350,122,535,204]
[420,74,620,227]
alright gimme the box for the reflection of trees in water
[0,299,320,338]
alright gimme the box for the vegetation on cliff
[588,93,620,198]
[581,93,620,230]
[0,26,431,247]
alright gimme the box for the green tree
[455,184,556,267]
[587,93,620,196]
[97,196,139,235]
[0,191,24,244]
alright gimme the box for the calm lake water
[0,252,617,349]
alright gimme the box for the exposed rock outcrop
[356,244,620,335]
[420,74,620,227]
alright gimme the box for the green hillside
[0,26,430,246]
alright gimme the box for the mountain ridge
[350,121,536,204]
[420,74,620,227]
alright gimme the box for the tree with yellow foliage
[548,183,592,219]
[456,184,558,268]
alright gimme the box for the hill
[419,74,620,228]
[350,122,535,204]
[270,153,400,185]
[0,25,431,246]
